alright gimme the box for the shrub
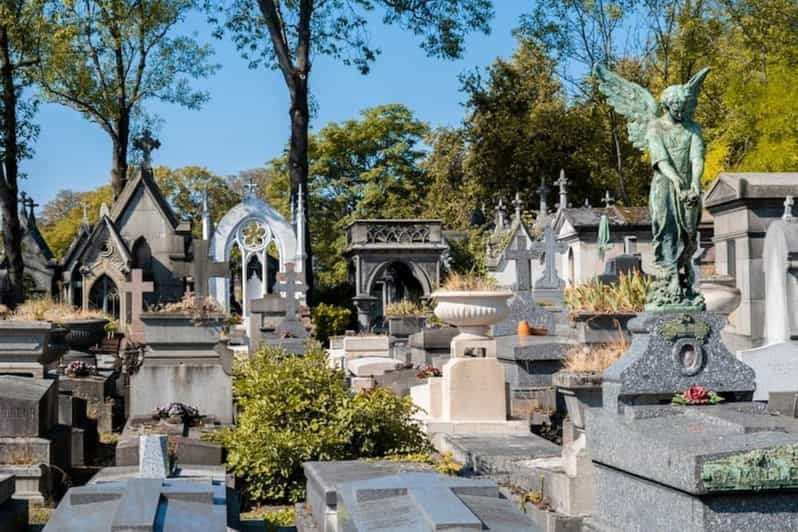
[311,303,351,346]
[209,344,430,506]
[564,270,650,315]
[384,300,429,318]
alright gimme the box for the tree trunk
[111,113,129,198]
[0,25,24,306]
[288,74,315,292]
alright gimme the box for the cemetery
[0,1,796,531]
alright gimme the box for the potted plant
[432,273,512,338]
[385,300,429,338]
[564,270,649,344]
[9,298,109,352]
[553,334,628,430]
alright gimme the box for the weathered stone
[737,341,798,401]
[138,435,169,479]
[409,327,458,366]
[496,334,576,389]
[492,291,556,337]
[0,376,57,437]
[0,322,66,377]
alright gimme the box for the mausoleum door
[88,274,121,319]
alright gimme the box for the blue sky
[23,2,529,205]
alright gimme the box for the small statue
[594,64,710,311]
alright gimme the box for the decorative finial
[602,190,615,208]
[584,198,591,208]
[133,129,161,170]
[243,178,257,198]
[784,196,795,222]
[536,177,550,214]
[555,169,568,211]
[495,198,506,229]
[81,202,90,228]
[100,202,110,218]
[512,193,523,222]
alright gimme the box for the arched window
[132,238,153,280]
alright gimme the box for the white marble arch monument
[208,184,306,318]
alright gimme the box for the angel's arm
[647,124,682,191]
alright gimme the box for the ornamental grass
[564,270,650,315]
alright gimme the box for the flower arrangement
[416,365,442,379]
[278,329,296,339]
[65,360,95,378]
[564,270,650,315]
[153,402,201,425]
[11,298,108,323]
[671,386,724,406]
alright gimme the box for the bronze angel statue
[594,64,711,311]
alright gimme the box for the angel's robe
[646,117,704,274]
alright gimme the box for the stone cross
[339,473,498,530]
[504,234,534,291]
[81,203,89,225]
[66,478,215,530]
[535,224,567,290]
[172,239,228,299]
[243,178,257,198]
[555,169,568,210]
[275,262,306,318]
[122,269,154,341]
[784,196,795,222]
[537,177,550,214]
[133,129,160,170]
[512,193,523,222]
[495,199,506,230]
[602,190,615,207]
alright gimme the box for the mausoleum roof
[704,172,798,208]
[555,206,651,231]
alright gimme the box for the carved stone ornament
[367,224,431,244]
[657,314,711,343]
[702,445,798,492]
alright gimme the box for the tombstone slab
[0,376,57,437]
[139,434,169,479]
[738,342,798,401]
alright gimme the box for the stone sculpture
[595,64,710,310]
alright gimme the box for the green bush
[311,303,351,345]
[209,344,430,506]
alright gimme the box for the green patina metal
[594,64,711,311]
[702,445,798,492]
[657,314,710,343]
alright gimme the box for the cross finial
[495,198,506,229]
[512,192,523,222]
[243,178,257,198]
[555,169,568,211]
[133,129,160,170]
[602,190,615,207]
[784,195,795,221]
[537,177,550,214]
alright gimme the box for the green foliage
[564,270,650,315]
[39,185,114,259]
[154,165,240,236]
[209,345,430,505]
[445,228,488,275]
[310,304,351,346]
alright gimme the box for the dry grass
[564,270,650,314]
[564,332,629,373]
[11,298,108,322]
[441,273,498,291]
[384,300,429,318]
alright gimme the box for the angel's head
[659,67,711,123]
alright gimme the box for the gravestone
[138,434,169,479]
[0,376,69,503]
[0,321,67,378]
[587,311,798,531]
[409,326,458,367]
[272,262,308,338]
[172,239,228,300]
[303,461,540,532]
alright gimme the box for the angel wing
[593,64,658,151]
[684,67,711,118]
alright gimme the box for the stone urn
[62,318,109,351]
[699,276,741,317]
[432,290,513,337]
[552,371,604,430]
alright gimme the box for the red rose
[683,386,709,404]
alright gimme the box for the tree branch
[256,0,297,91]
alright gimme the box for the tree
[264,104,431,290]
[208,0,494,289]
[38,188,80,226]
[0,1,49,306]
[39,184,114,260]
[154,165,240,236]
[39,0,218,197]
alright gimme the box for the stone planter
[570,312,636,344]
[0,321,68,376]
[552,371,603,430]
[387,316,427,338]
[62,318,109,351]
[699,276,741,316]
[139,312,225,351]
[432,291,513,337]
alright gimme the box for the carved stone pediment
[82,221,130,276]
